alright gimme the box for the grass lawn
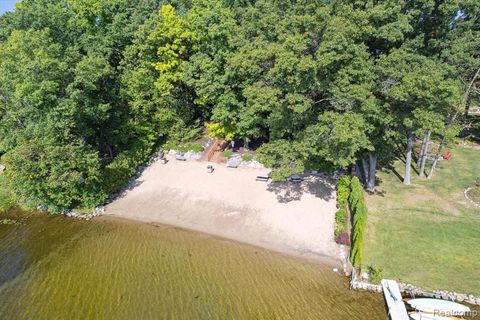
[364,147,480,295]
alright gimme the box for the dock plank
[381,279,409,320]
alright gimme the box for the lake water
[0,210,387,319]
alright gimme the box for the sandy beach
[105,155,339,263]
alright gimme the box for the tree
[303,112,372,169]
[376,49,461,185]
[256,140,306,182]
[2,137,105,212]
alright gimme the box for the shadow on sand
[266,175,335,203]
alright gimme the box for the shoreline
[100,214,343,269]
[104,155,341,266]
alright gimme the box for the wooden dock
[381,279,409,320]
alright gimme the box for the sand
[105,155,339,263]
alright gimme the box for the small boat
[406,298,470,316]
[408,311,461,320]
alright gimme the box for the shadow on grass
[266,175,335,203]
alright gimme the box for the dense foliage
[349,176,368,268]
[0,0,478,212]
[335,175,351,239]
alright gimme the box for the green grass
[364,147,480,295]
[164,141,204,153]
[223,150,234,158]
[241,153,254,161]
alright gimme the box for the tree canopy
[0,0,478,211]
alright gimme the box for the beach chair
[287,174,303,183]
[256,174,270,182]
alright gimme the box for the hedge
[334,176,351,239]
[349,176,368,268]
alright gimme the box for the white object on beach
[406,298,470,316]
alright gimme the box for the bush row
[335,176,351,244]
[349,176,368,268]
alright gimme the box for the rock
[332,268,338,273]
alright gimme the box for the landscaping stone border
[464,187,480,208]
[350,277,480,306]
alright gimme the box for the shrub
[186,143,204,153]
[164,141,204,153]
[367,266,383,284]
[351,200,368,268]
[223,150,234,158]
[336,175,351,208]
[241,153,254,161]
[335,175,351,243]
[349,176,363,208]
[335,208,347,237]
[177,143,203,153]
[103,143,150,195]
[0,175,17,213]
[336,232,351,246]
[163,141,179,151]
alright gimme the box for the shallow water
[0,210,387,319]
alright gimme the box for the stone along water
[0,210,386,319]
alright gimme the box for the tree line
[0,0,478,212]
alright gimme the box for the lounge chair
[287,174,303,183]
[256,174,270,182]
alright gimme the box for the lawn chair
[287,174,303,183]
[256,174,270,182]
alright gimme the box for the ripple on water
[0,213,386,319]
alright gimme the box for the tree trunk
[419,130,431,177]
[427,137,445,179]
[424,68,480,180]
[361,158,369,185]
[463,67,480,119]
[244,138,250,150]
[107,145,114,159]
[403,133,414,186]
[366,153,377,192]
[418,134,427,167]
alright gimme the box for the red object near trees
[442,151,452,160]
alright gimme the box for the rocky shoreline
[350,276,480,306]
[337,236,480,306]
